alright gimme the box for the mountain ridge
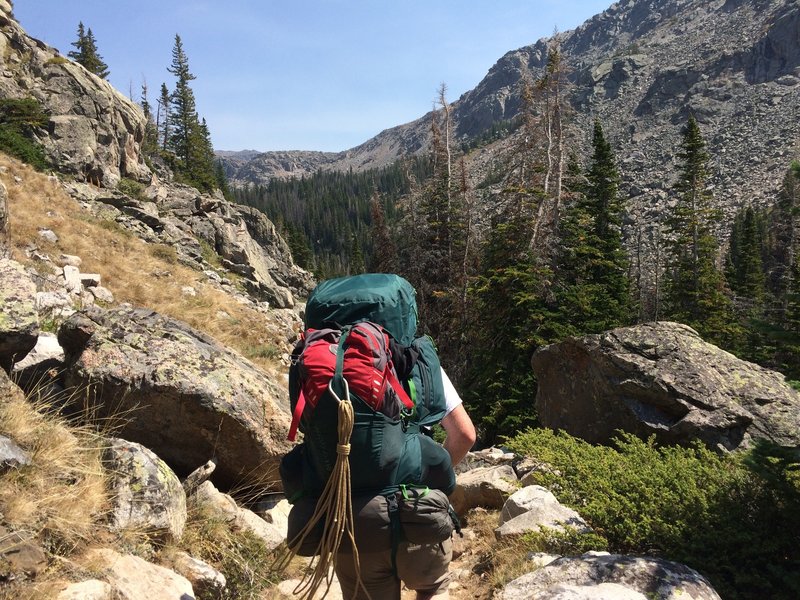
[219,0,800,225]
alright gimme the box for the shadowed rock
[532,322,800,451]
[59,305,292,492]
[0,258,39,372]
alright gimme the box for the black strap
[386,493,402,578]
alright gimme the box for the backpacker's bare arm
[441,404,476,466]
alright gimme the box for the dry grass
[0,383,108,555]
[1,154,294,375]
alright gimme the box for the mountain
[220,0,800,222]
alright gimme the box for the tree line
[244,45,799,444]
[67,23,227,196]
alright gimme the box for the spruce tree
[157,83,171,151]
[166,35,217,192]
[662,115,739,346]
[556,120,631,333]
[167,35,197,167]
[139,82,159,157]
[68,22,109,79]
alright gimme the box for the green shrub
[0,125,48,171]
[505,429,800,600]
[0,97,50,171]
[117,177,146,201]
[45,56,69,66]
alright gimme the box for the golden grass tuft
[1,154,295,376]
[0,383,108,553]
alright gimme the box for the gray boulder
[501,553,721,600]
[0,258,39,371]
[533,322,800,451]
[58,305,292,491]
[103,438,187,541]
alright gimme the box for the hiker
[279,273,475,600]
[334,367,476,600]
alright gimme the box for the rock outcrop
[66,180,314,307]
[0,4,148,186]
[0,257,38,371]
[58,305,292,491]
[532,321,800,451]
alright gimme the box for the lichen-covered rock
[0,258,39,371]
[533,322,800,451]
[103,438,187,541]
[59,305,291,491]
[501,553,722,600]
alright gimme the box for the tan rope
[273,381,372,600]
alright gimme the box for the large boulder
[0,12,148,186]
[501,552,721,600]
[532,322,800,451]
[0,258,39,371]
[449,464,518,515]
[58,305,292,491]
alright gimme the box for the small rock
[38,228,58,244]
[89,286,114,304]
[181,286,197,297]
[0,434,31,471]
[80,273,101,288]
[59,254,83,268]
[0,525,48,579]
[62,265,82,294]
[172,551,226,596]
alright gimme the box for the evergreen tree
[68,22,109,79]
[157,83,171,151]
[139,82,159,157]
[764,164,800,377]
[556,120,631,333]
[368,191,398,273]
[662,115,739,346]
[165,35,217,192]
[167,35,197,166]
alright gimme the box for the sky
[14,1,613,153]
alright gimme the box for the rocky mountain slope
[221,0,800,223]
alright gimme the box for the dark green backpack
[282,274,452,500]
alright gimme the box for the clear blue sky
[14,1,612,152]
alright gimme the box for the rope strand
[273,384,372,600]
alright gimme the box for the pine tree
[662,115,739,346]
[157,83,171,151]
[556,120,631,333]
[68,22,109,79]
[368,191,398,273]
[166,35,217,192]
[139,82,159,157]
[167,35,197,167]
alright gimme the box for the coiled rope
[273,378,371,600]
